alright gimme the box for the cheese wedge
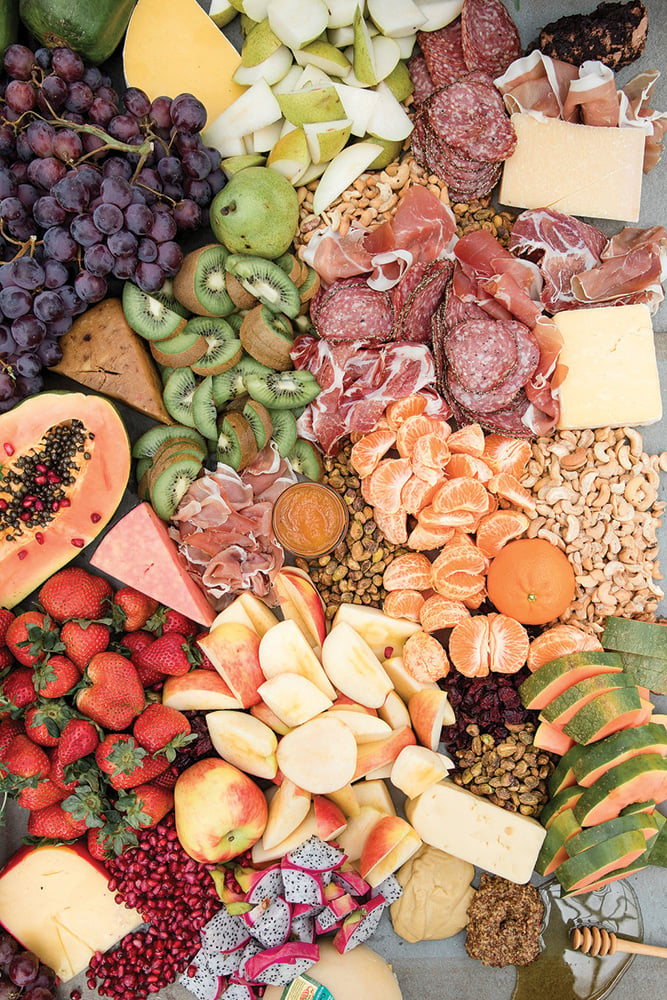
[0,845,143,982]
[553,304,662,430]
[500,113,645,222]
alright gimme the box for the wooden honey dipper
[570,926,667,959]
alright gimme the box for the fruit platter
[0,1,666,1000]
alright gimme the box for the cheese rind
[553,303,662,430]
[0,845,143,982]
[500,113,645,222]
[404,779,546,884]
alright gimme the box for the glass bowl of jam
[272,482,349,559]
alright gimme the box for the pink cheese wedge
[90,502,215,627]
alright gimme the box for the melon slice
[573,754,667,827]
[123,0,245,120]
[572,722,667,788]
[534,809,581,877]
[540,672,634,727]
[553,830,647,893]
[90,502,216,626]
[519,652,623,710]
[566,812,659,857]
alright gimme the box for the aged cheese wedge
[553,304,661,430]
[51,298,172,424]
[500,113,645,222]
[123,0,245,121]
[0,845,143,982]
[405,778,546,883]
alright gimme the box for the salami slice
[443,290,488,330]
[312,278,394,344]
[445,320,539,413]
[394,259,453,343]
[408,52,436,105]
[393,261,429,317]
[444,318,518,392]
[418,19,469,89]
[427,77,516,162]
[461,0,523,79]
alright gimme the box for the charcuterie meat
[417,17,469,88]
[311,277,394,343]
[408,52,437,105]
[461,0,523,78]
[427,76,517,162]
[394,259,453,343]
[444,318,518,392]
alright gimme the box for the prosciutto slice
[454,230,543,326]
[571,226,667,312]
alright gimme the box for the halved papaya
[519,652,623,710]
[573,754,667,827]
[563,687,643,745]
[553,829,647,893]
[572,723,667,788]
[0,391,130,607]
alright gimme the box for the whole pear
[210,166,299,258]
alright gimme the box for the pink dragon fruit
[332,896,387,954]
[220,985,256,1000]
[290,912,316,943]
[372,874,402,904]
[331,868,371,896]
[237,939,263,979]
[205,944,245,977]
[285,836,346,873]
[314,907,343,934]
[281,862,326,906]
[246,864,285,904]
[242,896,292,949]
[244,942,320,986]
[202,909,251,955]
[180,962,225,1000]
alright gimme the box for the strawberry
[133,703,195,761]
[134,633,193,677]
[76,652,145,730]
[151,763,179,790]
[0,608,15,646]
[121,631,154,659]
[32,654,81,699]
[24,700,73,746]
[60,620,110,670]
[5,611,62,668]
[122,632,165,687]
[49,752,78,794]
[27,802,88,840]
[147,607,197,639]
[0,667,38,715]
[95,733,169,789]
[0,717,24,761]
[0,648,13,670]
[38,567,113,622]
[87,817,138,860]
[1,733,49,792]
[113,588,159,632]
[117,782,173,829]
[56,718,100,767]
[18,776,66,810]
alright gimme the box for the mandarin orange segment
[419,595,471,632]
[431,542,488,601]
[383,552,433,592]
[447,422,485,457]
[396,414,451,459]
[407,522,455,551]
[373,507,408,545]
[350,427,397,478]
[402,630,450,682]
[385,394,428,430]
[486,472,537,511]
[449,616,490,677]
[383,589,426,622]
[527,624,604,672]
[463,590,487,610]
[366,458,412,513]
[482,435,532,477]
[432,477,490,519]
[444,453,493,482]
[418,503,478,531]
[410,433,451,484]
[487,613,529,674]
[436,571,486,601]
[476,509,530,558]
[401,475,439,515]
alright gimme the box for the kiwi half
[288,440,323,481]
[216,412,257,471]
[192,376,219,441]
[187,317,243,376]
[268,408,298,458]
[122,282,187,341]
[150,328,208,368]
[225,255,301,319]
[151,458,202,520]
[298,266,321,313]
[151,278,190,318]
[173,244,234,317]
[275,252,305,286]
[240,304,294,370]
[162,367,199,427]
[245,370,320,410]
[132,424,207,460]
[225,271,257,310]
[243,399,273,450]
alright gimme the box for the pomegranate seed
[60,497,71,508]
[47,471,61,483]
[51,501,60,511]
[91,512,101,523]
[34,474,47,485]
[3,443,14,455]
[0,500,6,510]
[35,532,44,544]
[20,511,31,521]
[71,538,85,548]
[22,498,34,508]
[36,463,48,472]
[35,500,44,511]
[18,550,28,560]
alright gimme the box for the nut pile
[295,441,407,620]
[520,426,667,633]
[451,722,554,818]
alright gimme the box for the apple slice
[329,694,377,715]
[312,141,383,215]
[367,0,426,36]
[332,603,421,659]
[313,795,347,840]
[250,700,291,735]
[336,805,386,862]
[277,716,357,793]
[323,709,391,743]
[203,79,282,144]
[408,688,456,751]
[259,619,336,699]
[252,807,318,864]
[267,0,329,51]
[353,726,416,782]
[263,778,311,850]
[352,779,396,816]
[321,622,393,708]
[381,657,438,702]
[416,0,465,32]
[206,710,278,780]
[390,745,452,799]
[273,568,327,648]
[377,690,411,730]
[161,669,243,711]
[359,815,422,887]
[211,594,280,636]
[198,622,264,708]
[324,783,360,818]
[258,673,333,727]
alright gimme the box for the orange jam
[272,482,349,559]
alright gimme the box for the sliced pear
[324,0,360,28]
[334,83,380,136]
[295,64,335,89]
[352,6,378,86]
[294,40,351,77]
[297,160,327,185]
[370,35,401,83]
[384,60,414,103]
[248,118,285,153]
[241,17,282,66]
[368,137,404,170]
[220,153,266,177]
[312,140,383,215]
[367,0,426,36]
[209,0,238,27]
[327,25,354,48]
[366,82,413,141]
[244,0,271,18]
[278,86,345,125]
[416,0,464,32]
[395,34,417,60]
[203,79,282,145]
[303,118,352,164]
[271,64,304,94]
[234,45,294,86]
[266,125,312,183]
[267,0,329,51]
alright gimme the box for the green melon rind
[616,652,667,696]
[573,754,667,827]
[602,616,667,656]
[548,745,586,797]
[519,652,624,710]
[565,812,659,857]
[572,723,667,787]
[562,686,642,745]
[646,813,667,867]
[541,671,635,726]
[560,857,650,896]
[553,829,647,892]
[540,785,584,829]
[535,809,581,877]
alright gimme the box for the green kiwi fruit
[158,364,176,386]
[162,367,200,427]
[225,271,257,310]
[211,366,248,408]
[150,328,208,367]
[225,254,301,319]
[173,244,235,317]
[148,440,204,489]
[245,370,320,410]
[297,266,321,312]
[268,408,297,457]
[151,278,190,318]
[192,376,219,441]
[136,457,151,482]
[132,424,207,460]
[215,412,257,471]
[150,458,202,520]
[122,282,187,341]
[242,399,273,450]
[275,252,305,286]
[225,312,244,335]
[187,317,243,376]
[288,439,323,481]
[239,304,293,370]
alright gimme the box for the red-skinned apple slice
[262,778,311,850]
[408,688,456,751]
[251,807,318,864]
[211,592,279,637]
[323,709,391,743]
[313,794,347,840]
[259,619,336,699]
[206,709,278,779]
[377,690,411,730]
[332,603,420,658]
[198,622,264,708]
[381,657,439,702]
[324,783,360,818]
[390,745,452,799]
[352,779,396,816]
[258,673,333,727]
[277,716,357,793]
[250,700,291,735]
[359,815,422,887]
[329,694,378,715]
[321,623,393,708]
[162,669,243,711]
[273,568,327,648]
[336,805,386,862]
[352,725,416,782]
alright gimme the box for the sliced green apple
[233,45,294,86]
[415,0,464,32]
[303,118,352,163]
[312,140,383,215]
[278,85,345,125]
[241,17,282,66]
[267,0,329,50]
[367,0,426,36]
[334,83,381,136]
[294,40,351,77]
[266,125,312,183]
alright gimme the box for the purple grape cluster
[0,931,57,999]
[0,42,225,409]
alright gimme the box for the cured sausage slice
[311,278,394,344]
[417,18,469,88]
[445,320,539,413]
[427,77,517,162]
[444,318,518,392]
[408,52,436,106]
[394,259,453,343]
[461,0,523,78]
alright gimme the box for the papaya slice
[561,858,649,896]
[566,812,659,857]
[533,720,576,756]
[540,672,635,727]
[548,745,586,797]
[573,754,667,827]
[553,830,647,893]
[562,686,643,745]
[534,808,581,877]
[540,785,584,830]
[519,652,623,710]
[572,723,667,788]
[0,392,130,608]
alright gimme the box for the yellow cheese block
[405,779,546,883]
[0,845,143,982]
[123,0,245,122]
[553,303,662,430]
[500,113,645,222]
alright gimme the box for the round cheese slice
[263,941,403,1000]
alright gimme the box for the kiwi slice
[225,312,244,336]
[245,370,320,410]
[242,399,273,450]
[275,252,304,286]
[186,317,243,376]
[240,304,294,370]
[288,439,323,481]
[151,278,190,318]
[192,376,219,441]
[133,423,207,460]
[268,408,298,458]
[173,244,234,317]
[216,413,257,471]
[150,328,208,368]
[225,271,257,310]
[151,458,202,520]
[122,282,187,341]
[158,364,176,386]
[298,266,321,313]
[148,440,204,491]
[162,367,199,427]
[211,366,248,408]
[226,255,300,319]
[136,456,151,482]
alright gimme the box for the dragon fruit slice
[333,896,387,954]
[331,868,371,896]
[244,942,320,986]
[246,864,284,904]
[314,906,343,934]
[202,909,251,955]
[220,985,256,1000]
[180,966,224,1000]
[242,896,292,949]
[281,862,325,905]
[291,899,325,920]
[207,944,245,977]
[285,836,346,872]
[237,939,263,979]
[290,912,316,943]
[372,873,403,904]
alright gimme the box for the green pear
[366,0,425,36]
[294,40,351,78]
[220,154,267,179]
[209,0,238,27]
[267,0,329,51]
[384,60,414,103]
[266,127,312,184]
[312,141,382,216]
[353,7,378,86]
[241,18,282,66]
[278,86,345,125]
[210,166,299,258]
[303,119,352,164]
[367,138,404,170]
[234,46,293,86]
